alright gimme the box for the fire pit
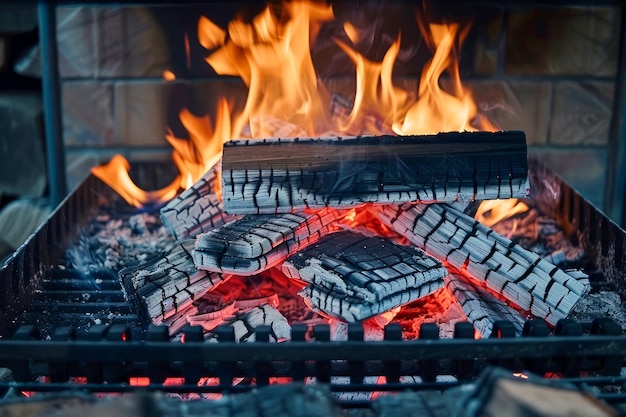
[1,0,626,413]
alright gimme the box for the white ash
[568,291,626,330]
[63,210,175,276]
[481,204,586,270]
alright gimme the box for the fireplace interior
[1,0,626,415]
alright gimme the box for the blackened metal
[605,5,626,227]
[181,325,204,384]
[255,325,272,386]
[553,319,583,377]
[38,2,67,207]
[0,174,109,337]
[347,323,365,385]
[453,322,475,380]
[488,321,516,370]
[146,325,170,383]
[383,323,402,384]
[0,321,624,395]
[521,320,550,374]
[590,317,623,376]
[291,324,307,382]
[214,325,235,389]
[418,323,439,382]
[314,324,331,383]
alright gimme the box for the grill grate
[1,319,625,391]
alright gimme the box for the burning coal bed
[41,130,625,357]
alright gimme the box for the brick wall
[58,4,621,209]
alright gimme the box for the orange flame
[162,69,176,80]
[203,1,334,137]
[94,2,499,208]
[475,199,530,228]
[92,155,179,207]
[394,20,497,134]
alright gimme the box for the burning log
[160,163,238,241]
[221,131,529,214]
[193,208,347,275]
[206,304,292,343]
[120,240,232,327]
[281,231,447,322]
[445,273,525,338]
[377,203,591,325]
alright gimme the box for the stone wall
[466,6,620,209]
[56,4,622,209]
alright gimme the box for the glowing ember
[92,1,499,208]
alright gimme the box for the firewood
[445,272,525,338]
[206,304,292,343]
[282,231,447,322]
[187,300,238,331]
[120,240,232,327]
[373,390,456,417]
[221,131,529,214]
[160,163,239,241]
[193,208,347,275]
[377,203,591,325]
[461,367,618,417]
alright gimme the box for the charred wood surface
[377,203,591,325]
[205,304,292,343]
[445,273,525,338]
[120,240,232,326]
[222,131,529,214]
[160,163,238,240]
[282,231,447,322]
[193,208,347,275]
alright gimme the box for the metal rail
[38,1,67,207]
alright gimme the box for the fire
[93,1,498,208]
[394,21,497,134]
[91,155,179,207]
[475,199,530,228]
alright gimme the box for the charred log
[282,231,447,322]
[377,203,591,325]
[206,304,292,343]
[120,240,232,328]
[160,163,238,241]
[445,272,525,338]
[193,208,347,275]
[221,131,529,214]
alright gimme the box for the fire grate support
[1,319,625,394]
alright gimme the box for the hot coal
[190,273,325,330]
[392,287,467,339]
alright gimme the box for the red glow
[185,32,191,69]
[129,377,150,386]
